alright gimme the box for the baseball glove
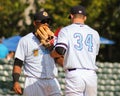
[35,24,54,49]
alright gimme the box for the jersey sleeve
[55,28,68,50]
[15,38,26,61]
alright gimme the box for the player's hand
[12,82,23,95]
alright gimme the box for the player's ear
[68,14,73,19]
[84,16,87,21]
[70,14,74,19]
[33,21,36,26]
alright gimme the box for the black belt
[68,68,76,71]
[68,68,93,71]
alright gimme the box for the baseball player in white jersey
[50,5,100,96]
[12,11,61,96]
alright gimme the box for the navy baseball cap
[34,11,51,22]
[69,5,86,18]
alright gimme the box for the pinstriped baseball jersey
[56,23,100,70]
[15,33,58,78]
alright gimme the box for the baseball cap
[69,5,86,18]
[34,11,51,23]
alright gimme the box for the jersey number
[74,33,93,52]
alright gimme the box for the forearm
[12,58,23,95]
[12,58,23,83]
[50,50,62,58]
[50,50,64,67]
[13,65,22,74]
[54,57,64,67]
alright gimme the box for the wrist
[12,73,20,83]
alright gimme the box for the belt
[68,68,77,71]
[67,68,93,71]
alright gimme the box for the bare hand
[12,82,23,95]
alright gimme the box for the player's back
[62,23,100,70]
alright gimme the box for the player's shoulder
[86,25,99,34]
[60,24,73,32]
[19,32,34,42]
[65,24,74,29]
[21,32,33,39]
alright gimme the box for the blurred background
[0,0,120,96]
[0,0,120,62]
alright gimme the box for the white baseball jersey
[15,33,58,78]
[56,23,100,70]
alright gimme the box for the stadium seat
[0,62,120,96]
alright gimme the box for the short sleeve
[15,38,26,61]
[56,28,68,49]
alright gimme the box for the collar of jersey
[74,23,84,25]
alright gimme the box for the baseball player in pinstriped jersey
[12,11,61,96]
[51,5,100,96]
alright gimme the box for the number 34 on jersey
[74,33,93,52]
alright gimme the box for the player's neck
[72,18,85,24]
